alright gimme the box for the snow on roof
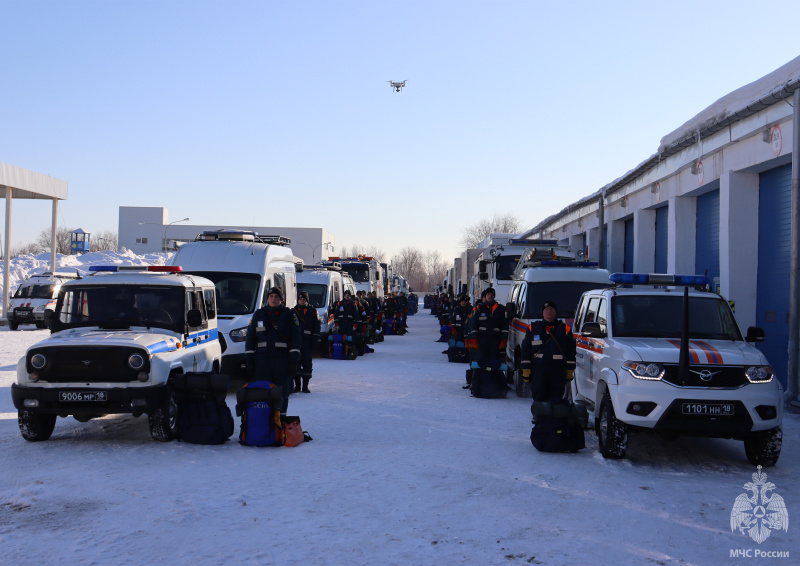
[659,54,800,152]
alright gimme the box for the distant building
[117,206,335,266]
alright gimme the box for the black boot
[302,377,311,393]
[293,376,301,393]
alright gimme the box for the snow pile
[1,249,172,298]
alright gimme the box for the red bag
[281,416,306,447]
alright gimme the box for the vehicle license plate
[59,391,108,402]
[682,402,733,416]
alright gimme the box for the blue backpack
[236,381,284,447]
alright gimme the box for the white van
[8,272,78,330]
[505,244,611,397]
[296,263,347,342]
[169,230,298,377]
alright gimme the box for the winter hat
[481,287,496,299]
[542,300,557,311]
[267,286,284,301]
[298,291,309,301]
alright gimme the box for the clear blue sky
[2,0,800,263]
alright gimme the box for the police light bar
[610,273,710,286]
[89,265,183,272]
[508,239,558,245]
[539,260,599,267]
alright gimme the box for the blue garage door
[757,164,791,388]
[623,219,634,272]
[695,190,720,286]
[654,206,668,273]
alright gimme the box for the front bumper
[608,377,783,436]
[11,383,167,415]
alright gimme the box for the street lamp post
[296,241,332,264]
[164,218,190,251]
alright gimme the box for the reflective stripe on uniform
[275,342,287,348]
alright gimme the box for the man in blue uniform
[245,287,302,414]
[520,300,576,403]
[293,291,321,393]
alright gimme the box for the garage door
[623,219,634,272]
[655,206,668,273]
[695,190,720,287]
[757,164,791,388]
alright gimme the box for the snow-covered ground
[1,309,798,565]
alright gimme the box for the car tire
[744,426,782,467]
[35,321,47,329]
[18,411,57,441]
[8,319,19,331]
[596,391,628,459]
[148,387,179,442]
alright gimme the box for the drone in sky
[388,80,407,92]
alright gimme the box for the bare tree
[90,230,118,252]
[338,244,386,263]
[35,227,73,255]
[424,250,449,292]
[460,212,524,249]
[11,241,44,258]
[391,246,427,291]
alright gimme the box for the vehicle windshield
[341,264,370,283]
[611,295,742,340]
[297,283,327,308]
[55,285,186,332]
[524,281,607,319]
[495,255,522,280]
[181,271,260,315]
[13,284,56,299]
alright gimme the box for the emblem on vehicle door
[690,369,720,381]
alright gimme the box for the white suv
[8,272,77,330]
[571,273,783,466]
[11,265,223,442]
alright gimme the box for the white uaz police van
[297,263,348,344]
[505,243,611,397]
[8,272,78,330]
[571,273,783,466]
[11,265,222,442]
[170,230,298,377]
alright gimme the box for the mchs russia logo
[731,466,789,544]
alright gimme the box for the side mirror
[478,260,487,274]
[505,302,516,321]
[479,273,488,281]
[187,309,203,328]
[581,322,605,338]
[746,326,765,342]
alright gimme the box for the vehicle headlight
[31,353,47,370]
[34,305,47,312]
[622,361,664,380]
[745,365,773,383]
[128,353,146,370]
[229,327,249,343]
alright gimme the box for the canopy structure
[1,162,68,318]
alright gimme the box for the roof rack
[195,230,291,246]
[306,262,342,271]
